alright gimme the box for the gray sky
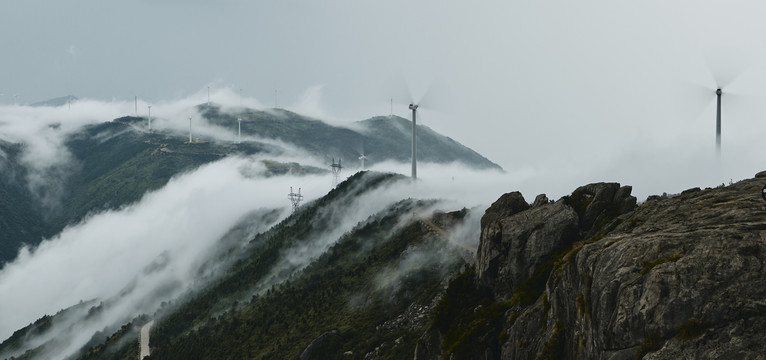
[2,0,766,196]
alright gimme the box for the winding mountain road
[140,320,155,359]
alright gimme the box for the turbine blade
[416,77,455,112]
[702,52,752,89]
[383,71,414,106]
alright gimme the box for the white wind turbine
[358,143,368,169]
[685,64,761,155]
[188,116,193,143]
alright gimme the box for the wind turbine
[359,153,367,169]
[188,116,193,143]
[683,67,745,155]
[147,105,152,131]
[358,143,368,169]
[409,103,419,179]
[237,117,242,143]
[715,88,722,151]
[693,72,753,154]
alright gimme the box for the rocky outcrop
[476,183,636,302]
[476,195,578,301]
[418,176,766,359]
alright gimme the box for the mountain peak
[29,95,78,107]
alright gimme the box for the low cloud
[0,154,335,358]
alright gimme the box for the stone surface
[480,192,530,231]
[476,198,578,301]
[421,177,766,359]
[502,178,766,359]
[532,194,549,207]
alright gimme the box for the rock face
[476,183,636,302]
[476,194,578,301]
[418,177,766,359]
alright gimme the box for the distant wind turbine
[688,67,752,154]
[358,143,368,169]
[359,153,367,169]
[147,105,152,131]
[409,103,419,179]
[715,88,722,151]
[388,75,446,180]
[188,116,193,143]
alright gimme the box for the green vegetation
[203,107,502,171]
[77,316,145,360]
[1,107,501,265]
[58,172,471,359]
[538,320,565,360]
[635,336,663,359]
[678,319,706,340]
[642,253,684,275]
[430,266,509,359]
[0,314,52,356]
[626,216,644,232]
[0,141,56,263]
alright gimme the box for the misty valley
[1,97,766,360]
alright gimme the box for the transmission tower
[331,158,343,187]
[288,187,304,212]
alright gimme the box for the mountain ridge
[4,171,766,359]
[0,104,499,266]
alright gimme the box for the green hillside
[0,106,499,266]
[1,172,472,359]
[89,172,469,359]
[0,117,328,265]
[0,141,53,267]
[201,105,502,171]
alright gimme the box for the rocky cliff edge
[417,175,766,359]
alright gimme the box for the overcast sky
[2,0,766,196]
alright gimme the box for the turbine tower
[331,158,343,187]
[147,105,152,131]
[188,116,193,143]
[358,143,367,169]
[409,103,418,179]
[288,187,304,212]
[716,88,722,152]
[237,117,242,143]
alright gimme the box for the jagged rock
[681,187,701,194]
[423,177,766,359]
[565,183,636,239]
[755,170,766,178]
[413,329,444,360]
[476,198,578,301]
[480,192,530,231]
[532,194,549,207]
[501,178,766,359]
